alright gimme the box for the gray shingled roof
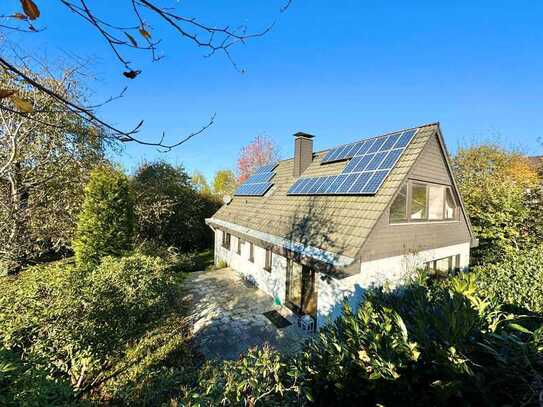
[209,124,439,259]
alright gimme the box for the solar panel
[379,133,401,151]
[336,173,360,194]
[321,128,418,164]
[316,176,335,193]
[361,170,389,194]
[394,129,416,148]
[253,163,278,174]
[245,173,274,184]
[289,127,418,195]
[365,151,388,171]
[348,172,372,193]
[235,162,277,196]
[379,148,403,170]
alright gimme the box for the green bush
[0,253,182,402]
[132,161,220,252]
[73,166,135,266]
[0,347,77,406]
[475,245,543,314]
[179,345,300,406]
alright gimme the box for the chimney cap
[293,131,315,139]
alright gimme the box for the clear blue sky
[11,0,543,180]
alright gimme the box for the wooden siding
[359,133,471,262]
[410,135,451,184]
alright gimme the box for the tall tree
[237,135,280,183]
[213,169,237,197]
[132,162,220,251]
[73,166,135,267]
[0,68,106,274]
[453,144,540,263]
[191,170,212,196]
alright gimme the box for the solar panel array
[234,162,278,196]
[321,129,416,164]
[288,128,417,195]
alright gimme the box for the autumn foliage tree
[213,169,237,197]
[236,135,280,183]
[453,144,541,263]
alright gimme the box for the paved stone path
[183,268,311,360]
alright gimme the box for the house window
[425,254,461,278]
[410,183,428,220]
[390,184,407,223]
[237,238,242,255]
[444,188,456,220]
[264,248,272,272]
[249,242,254,263]
[390,181,458,223]
[428,185,444,220]
[222,231,231,250]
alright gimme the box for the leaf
[124,32,138,47]
[12,96,33,113]
[139,26,151,39]
[21,0,40,20]
[508,323,532,335]
[122,70,141,79]
[12,12,28,20]
[0,89,16,99]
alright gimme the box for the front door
[286,260,317,316]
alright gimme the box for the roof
[208,123,465,263]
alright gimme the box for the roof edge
[206,217,355,268]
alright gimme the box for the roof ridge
[279,122,440,159]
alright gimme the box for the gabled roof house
[206,123,477,329]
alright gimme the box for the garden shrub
[0,253,182,402]
[179,345,300,406]
[73,166,135,267]
[475,245,543,314]
[0,347,77,406]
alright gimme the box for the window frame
[389,180,459,224]
[425,254,461,278]
[264,248,272,272]
[248,242,254,263]
[237,237,242,255]
[222,231,231,250]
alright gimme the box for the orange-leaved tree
[236,135,280,183]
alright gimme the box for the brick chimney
[293,132,314,178]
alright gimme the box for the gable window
[264,248,272,272]
[428,185,444,220]
[249,243,254,263]
[410,183,427,220]
[390,184,407,223]
[390,181,458,224]
[444,188,456,220]
[237,238,243,255]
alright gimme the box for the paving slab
[183,267,312,360]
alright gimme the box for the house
[206,123,477,329]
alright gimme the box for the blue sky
[10,0,543,180]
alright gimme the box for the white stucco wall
[215,230,470,329]
[215,232,287,304]
[315,242,471,327]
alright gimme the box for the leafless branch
[0,0,292,149]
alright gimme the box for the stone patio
[183,267,312,360]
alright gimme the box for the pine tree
[73,166,135,266]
